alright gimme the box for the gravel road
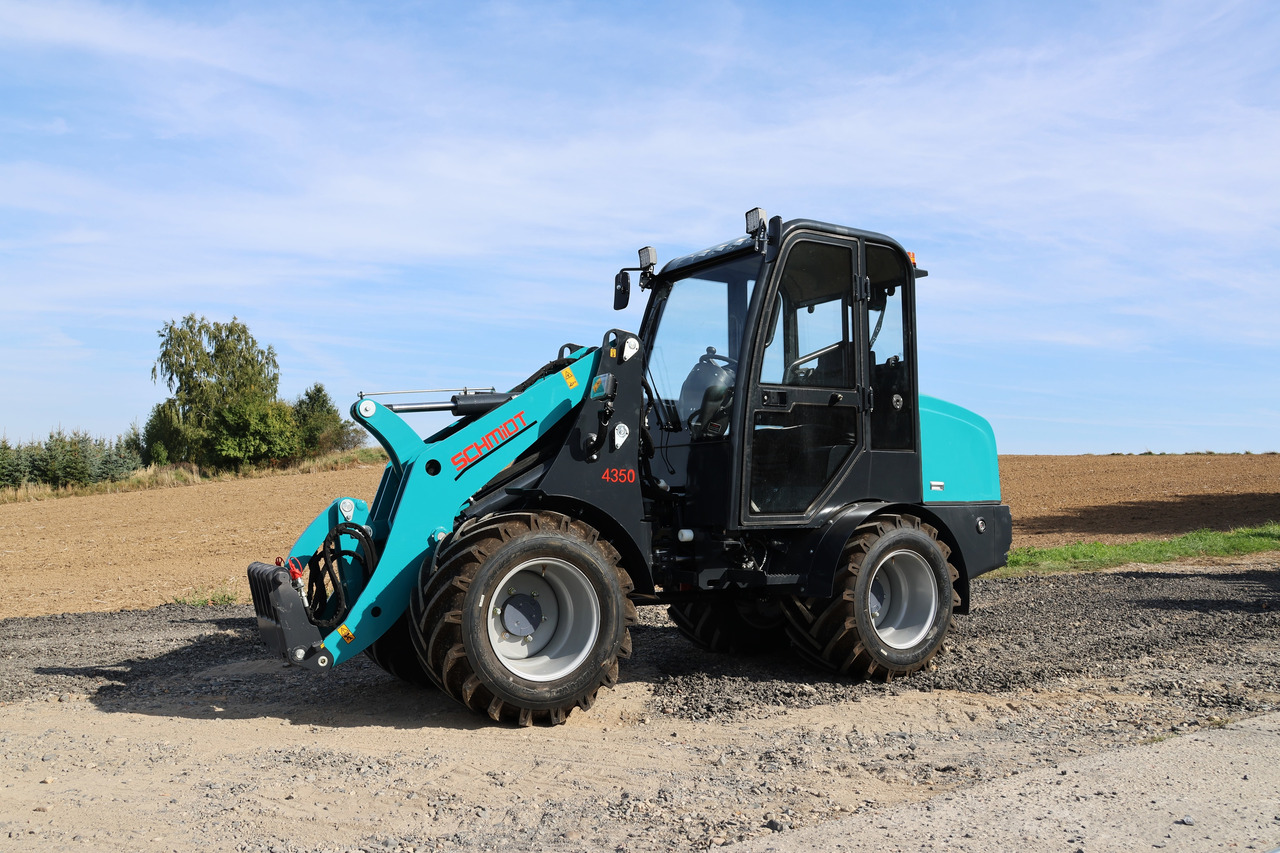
[2,555,1278,852]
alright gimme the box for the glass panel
[867,244,914,450]
[759,241,852,388]
[749,239,860,515]
[647,253,761,434]
[750,405,857,514]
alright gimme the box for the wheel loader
[248,209,1013,726]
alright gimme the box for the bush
[142,399,199,468]
[211,398,302,469]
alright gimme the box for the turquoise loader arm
[297,350,599,667]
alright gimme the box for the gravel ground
[1,555,1278,852]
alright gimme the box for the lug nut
[524,635,534,643]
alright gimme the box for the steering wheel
[699,347,736,368]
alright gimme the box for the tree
[146,315,280,467]
[32,429,93,489]
[0,438,23,489]
[292,383,365,457]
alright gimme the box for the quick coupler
[247,561,332,671]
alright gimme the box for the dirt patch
[0,466,383,620]
[1,454,1277,620]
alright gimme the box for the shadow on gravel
[1019,491,1280,540]
[1121,568,1280,613]
[14,605,879,728]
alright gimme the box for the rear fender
[796,502,892,597]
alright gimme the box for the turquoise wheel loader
[248,209,1013,726]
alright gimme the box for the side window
[759,241,853,388]
[866,244,914,450]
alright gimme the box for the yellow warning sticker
[337,624,355,644]
[561,367,578,389]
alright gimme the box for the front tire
[364,612,435,688]
[409,511,636,726]
[783,513,959,680]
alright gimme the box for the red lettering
[451,410,530,474]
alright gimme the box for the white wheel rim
[867,549,938,650]
[485,557,600,682]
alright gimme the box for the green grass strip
[171,584,240,607]
[994,522,1280,577]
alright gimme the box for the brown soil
[1,455,1277,620]
[1001,453,1280,548]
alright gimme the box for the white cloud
[0,0,1276,451]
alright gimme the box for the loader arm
[249,346,600,670]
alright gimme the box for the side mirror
[613,270,631,311]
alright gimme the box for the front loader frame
[251,344,601,670]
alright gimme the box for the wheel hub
[486,557,601,682]
[501,593,543,637]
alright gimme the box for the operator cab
[633,210,925,531]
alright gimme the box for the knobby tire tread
[409,510,636,726]
[783,513,959,681]
[667,599,788,656]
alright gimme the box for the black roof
[657,218,904,277]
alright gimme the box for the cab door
[741,235,868,520]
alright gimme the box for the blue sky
[1,0,1277,454]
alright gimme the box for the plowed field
[1,454,1277,620]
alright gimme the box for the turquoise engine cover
[919,395,1002,503]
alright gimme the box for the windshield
[645,252,762,431]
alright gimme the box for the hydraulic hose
[306,522,379,631]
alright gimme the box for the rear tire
[783,513,959,680]
[364,612,434,688]
[668,598,788,655]
[409,511,636,726]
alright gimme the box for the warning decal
[337,624,355,644]
[561,367,578,389]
